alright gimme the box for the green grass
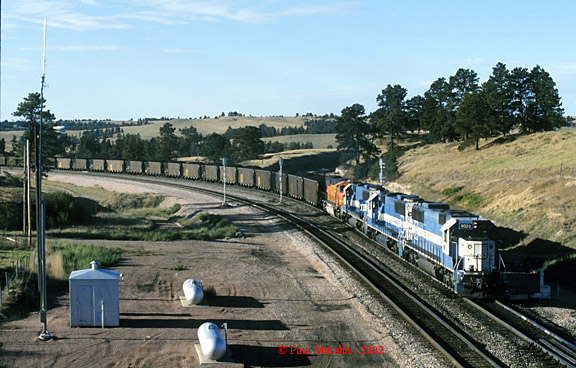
[170,264,188,271]
[0,248,32,269]
[51,211,237,241]
[441,186,464,196]
[36,188,238,241]
[47,242,123,279]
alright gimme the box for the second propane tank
[198,322,226,360]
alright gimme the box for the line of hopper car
[0,156,504,298]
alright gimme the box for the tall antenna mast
[37,18,51,342]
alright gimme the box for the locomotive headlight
[468,244,473,249]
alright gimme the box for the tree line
[335,62,566,179]
[226,119,336,138]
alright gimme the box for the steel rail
[466,299,576,367]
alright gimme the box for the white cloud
[464,58,486,64]
[6,0,130,31]
[549,63,576,77]
[1,57,34,71]
[162,48,200,54]
[56,45,129,52]
[6,0,357,32]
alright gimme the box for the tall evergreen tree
[202,133,230,163]
[455,91,491,149]
[157,123,178,161]
[374,84,408,148]
[483,62,514,135]
[422,78,452,142]
[509,67,533,132]
[406,95,424,133]
[231,126,265,162]
[12,92,64,173]
[449,68,480,109]
[178,126,203,157]
[335,104,379,167]
[525,65,564,132]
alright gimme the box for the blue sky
[2,0,575,121]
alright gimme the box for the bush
[442,186,464,196]
[104,193,162,210]
[169,203,181,214]
[0,191,82,231]
[452,192,484,207]
[44,191,84,229]
[0,202,22,230]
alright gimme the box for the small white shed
[69,261,121,327]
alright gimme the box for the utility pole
[379,157,385,186]
[27,141,32,247]
[279,157,283,204]
[222,157,227,206]
[37,19,50,342]
[23,142,28,235]
[23,140,32,246]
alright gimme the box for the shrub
[0,202,22,230]
[442,186,464,196]
[47,242,122,278]
[44,191,84,229]
[104,193,162,210]
[169,203,181,214]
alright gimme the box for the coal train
[0,156,503,297]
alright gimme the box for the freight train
[1,156,503,297]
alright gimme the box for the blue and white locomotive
[324,181,503,297]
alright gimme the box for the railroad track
[469,299,576,367]
[74,172,501,367]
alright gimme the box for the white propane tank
[198,322,226,360]
[183,279,204,304]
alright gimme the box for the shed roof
[69,268,120,280]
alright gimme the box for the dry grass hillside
[390,130,576,251]
[120,116,311,138]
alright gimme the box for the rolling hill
[387,130,576,255]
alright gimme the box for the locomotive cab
[448,218,501,296]
[457,220,497,273]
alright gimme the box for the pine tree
[483,62,514,135]
[335,104,379,166]
[374,84,408,148]
[526,65,564,132]
[455,91,491,149]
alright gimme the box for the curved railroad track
[468,299,576,367]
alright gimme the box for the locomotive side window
[412,209,424,223]
[394,201,405,215]
[439,214,446,225]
